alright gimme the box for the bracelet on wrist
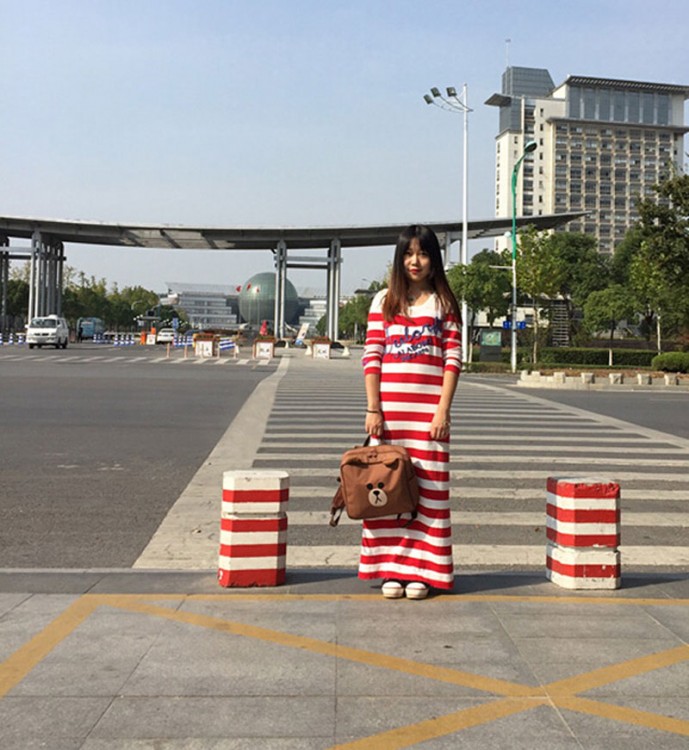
[366,409,381,414]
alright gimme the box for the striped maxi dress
[359,289,462,590]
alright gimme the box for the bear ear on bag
[328,438,419,527]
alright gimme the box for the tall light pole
[424,84,471,365]
[510,139,537,373]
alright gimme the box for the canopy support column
[325,238,341,341]
[273,239,287,339]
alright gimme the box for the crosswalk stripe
[286,545,689,567]
[254,466,689,481]
[257,444,687,456]
[287,511,689,527]
[287,486,689,501]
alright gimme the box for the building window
[641,92,654,124]
[613,93,625,122]
[627,93,640,122]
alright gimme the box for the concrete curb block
[517,370,689,390]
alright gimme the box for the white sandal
[405,582,429,600]
[381,580,404,599]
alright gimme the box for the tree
[548,232,611,340]
[513,226,566,364]
[6,278,29,318]
[583,285,635,344]
[338,294,372,341]
[337,279,385,341]
[611,169,689,345]
[447,250,510,361]
[62,273,111,324]
[629,241,687,353]
[636,168,689,279]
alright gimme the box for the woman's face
[403,238,432,286]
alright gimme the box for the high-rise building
[486,67,689,254]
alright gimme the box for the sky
[2,0,688,296]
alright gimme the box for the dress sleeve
[442,310,462,374]
[362,290,386,375]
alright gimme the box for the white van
[26,315,70,349]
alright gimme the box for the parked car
[156,328,176,344]
[26,315,69,349]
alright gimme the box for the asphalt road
[0,347,277,568]
[465,374,689,441]
[2,348,688,570]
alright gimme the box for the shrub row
[538,348,656,367]
[651,352,689,373]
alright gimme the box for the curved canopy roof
[0,212,584,251]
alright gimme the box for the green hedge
[651,352,689,373]
[538,348,656,367]
[465,361,511,373]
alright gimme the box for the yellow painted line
[106,597,538,698]
[330,697,547,749]
[176,592,689,607]
[0,596,97,698]
[455,594,689,607]
[555,696,689,737]
[544,643,689,696]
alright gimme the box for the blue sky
[2,0,688,294]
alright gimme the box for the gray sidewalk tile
[334,695,490,739]
[642,604,689,640]
[510,637,683,684]
[82,740,330,749]
[10,609,164,697]
[0,594,82,661]
[179,599,339,641]
[0,696,112,744]
[584,661,689,698]
[121,632,336,697]
[418,704,586,749]
[494,607,679,640]
[560,708,689,749]
[90,696,335,740]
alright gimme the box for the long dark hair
[382,224,461,323]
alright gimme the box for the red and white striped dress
[359,290,461,590]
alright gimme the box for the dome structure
[238,272,300,326]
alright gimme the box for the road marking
[286,545,689,567]
[287,486,689,501]
[256,450,688,465]
[262,441,682,454]
[0,596,97,699]
[4,593,688,746]
[288,510,689,527]
[266,467,689,482]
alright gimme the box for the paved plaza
[1,352,688,748]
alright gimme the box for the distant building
[486,67,689,254]
[163,282,240,329]
[163,279,319,331]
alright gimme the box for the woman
[361,224,461,599]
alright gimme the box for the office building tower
[486,67,689,254]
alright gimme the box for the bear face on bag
[366,482,388,507]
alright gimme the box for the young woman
[361,224,461,599]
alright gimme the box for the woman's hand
[429,411,451,441]
[365,410,384,437]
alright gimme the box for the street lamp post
[510,139,538,373]
[424,84,472,365]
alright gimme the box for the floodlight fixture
[430,87,441,97]
[423,93,433,104]
[446,86,457,97]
